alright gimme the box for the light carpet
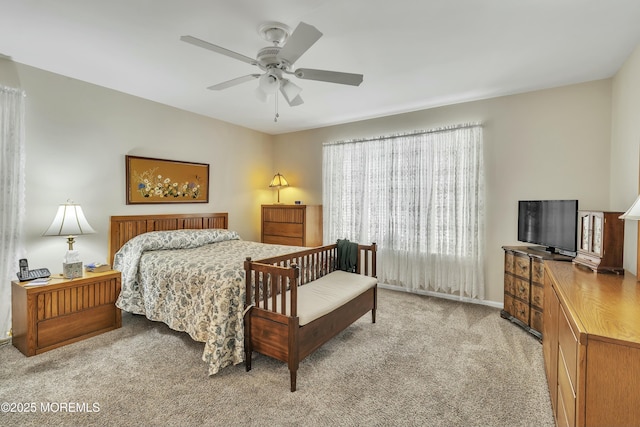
[0,288,554,426]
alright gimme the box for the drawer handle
[519,286,525,293]
[519,310,526,316]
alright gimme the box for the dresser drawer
[558,305,578,392]
[512,298,529,325]
[505,252,515,275]
[503,294,514,316]
[262,207,304,223]
[263,235,304,246]
[504,274,515,296]
[531,259,544,284]
[557,349,576,427]
[514,277,530,302]
[531,283,544,310]
[514,254,530,279]
[530,307,543,333]
[263,222,303,238]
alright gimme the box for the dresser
[261,204,322,247]
[543,261,640,426]
[501,246,571,340]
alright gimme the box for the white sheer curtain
[323,123,485,299]
[0,85,26,343]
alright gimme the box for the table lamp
[269,172,289,204]
[43,200,96,278]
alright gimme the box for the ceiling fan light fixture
[181,20,363,120]
[255,87,268,102]
[280,78,302,102]
[280,79,302,101]
[258,72,280,94]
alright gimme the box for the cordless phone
[17,259,51,282]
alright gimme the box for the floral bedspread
[113,229,303,375]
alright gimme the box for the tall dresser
[261,204,323,247]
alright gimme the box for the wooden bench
[244,242,377,391]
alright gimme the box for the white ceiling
[2,0,640,135]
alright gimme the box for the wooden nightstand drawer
[38,304,117,349]
[12,270,122,356]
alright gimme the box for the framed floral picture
[125,155,209,204]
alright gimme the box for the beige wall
[610,44,640,276]
[274,80,614,304]
[0,60,274,271]
[4,52,634,306]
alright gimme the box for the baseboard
[377,282,502,309]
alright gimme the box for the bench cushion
[268,270,377,326]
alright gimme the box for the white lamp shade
[258,73,280,95]
[43,203,96,236]
[255,86,268,102]
[280,78,302,102]
[619,195,640,220]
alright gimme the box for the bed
[109,212,306,375]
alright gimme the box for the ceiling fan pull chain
[274,92,279,122]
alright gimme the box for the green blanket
[337,239,358,272]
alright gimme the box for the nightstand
[11,270,122,356]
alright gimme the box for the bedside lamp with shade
[43,200,96,278]
[619,195,640,220]
[619,194,640,278]
[269,172,289,204]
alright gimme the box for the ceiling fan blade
[180,35,256,65]
[276,22,322,65]
[294,68,363,86]
[207,74,261,90]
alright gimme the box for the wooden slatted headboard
[108,212,228,265]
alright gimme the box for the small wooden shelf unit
[11,270,122,356]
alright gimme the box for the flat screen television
[517,200,578,255]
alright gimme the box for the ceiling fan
[180,21,364,110]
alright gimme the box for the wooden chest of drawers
[261,204,322,247]
[502,246,571,340]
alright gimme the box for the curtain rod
[323,122,482,146]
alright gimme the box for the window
[323,123,485,299]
